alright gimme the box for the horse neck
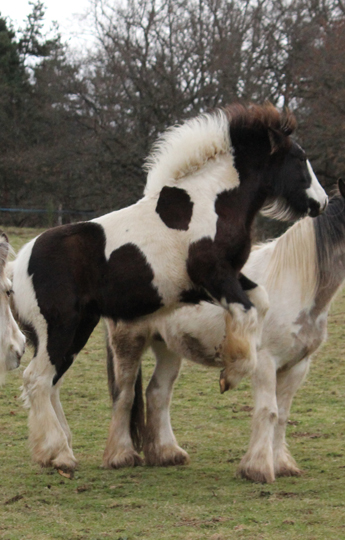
[230,143,273,227]
[236,173,269,229]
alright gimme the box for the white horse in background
[106,180,345,482]
[0,233,26,384]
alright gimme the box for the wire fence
[0,206,96,227]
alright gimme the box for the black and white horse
[107,181,345,480]
[12,103,327,470]
[0,233,26,384]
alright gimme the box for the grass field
[1,228,345,540]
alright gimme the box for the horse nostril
[308,199,321,217]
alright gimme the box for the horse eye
[6,289,13,297]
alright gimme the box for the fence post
[57,204,63,226]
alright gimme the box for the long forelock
[144,110,231,195]
[261,217,319,304]
[225,102,297,149]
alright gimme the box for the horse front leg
[50,377,72,449]
[144,340,188,466]
[218,274,269,393]
[274,357,311,477]
[237,349,277,483]
[22,351,77,471]
[103,319,147,469]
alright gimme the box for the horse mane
[314,192,345,283]
[224,102,297,142]
[261,217,319,305]
[144,102,296,196]
[144,109,231,195]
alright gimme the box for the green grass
[1,227,345,539]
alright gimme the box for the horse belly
[156,303,226,367]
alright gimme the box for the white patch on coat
[306,160,328,211]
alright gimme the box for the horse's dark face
[263,142,328,221]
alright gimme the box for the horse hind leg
[103,319,146,469]
[21,311,96,472]
[22,350,77,471]
[144,340,189,466]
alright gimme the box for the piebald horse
[0,233,26,384]
[12,103,327,470]
[108,181,345,481]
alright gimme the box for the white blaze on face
[306,161,328,212]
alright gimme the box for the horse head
[226,102,328,221]
[0,233,25,379]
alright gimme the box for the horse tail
[106,341,117,402]
[106,342,146,453]
[130,366,145,453]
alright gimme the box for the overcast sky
[2,0,95,51]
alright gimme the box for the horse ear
[268,128,284,154]
[0,232,9,270]
[338,178,345,199]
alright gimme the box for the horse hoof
[103,450,144,469]
[51,453,78,472]
[237,465,275,484]
[219,376,229,393]
[275,466,303,478]
[144,444,190,467]
[219,369,236,393]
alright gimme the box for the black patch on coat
[19,321,38,356]
[187,236,253,310]
[214,190,258,270]
[153,332,164,342]
[102,243,163,321]
[238,273,258,291]
[156,186,193,230]
[28,222,162,384]
[179,287,212,305]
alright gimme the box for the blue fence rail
[0,208,95,215]
[0,207,96,226]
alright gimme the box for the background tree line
[0,0,344,232]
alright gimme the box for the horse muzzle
[307,196,328,217]
[6,343,25,371]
